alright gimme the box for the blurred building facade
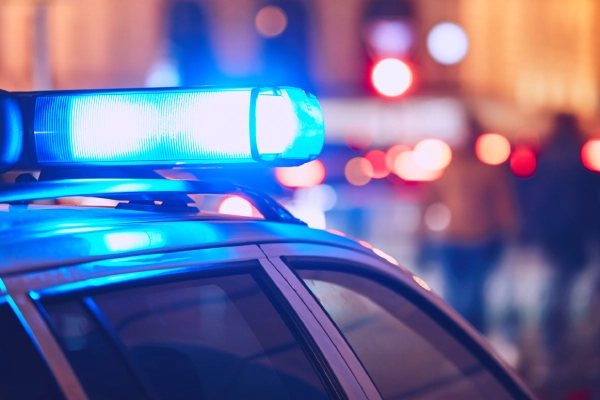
[1,0,599,126]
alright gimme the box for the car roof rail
[0,178,306,225]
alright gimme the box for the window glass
[296,268,512,400]
[44,271,331,400]
[0,299,64,400]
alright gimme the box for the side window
[292,264,514,400]
[41,269,333,400]
[0,298,64,400]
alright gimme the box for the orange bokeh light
[345,157,373,186]
[385,144,410,170]
[275,160,326,188]
[510,146,536,178]
[581,139,600,172]
[393,151,443,181]
[475,133,511,165]
[364,150,390,179]
[255,6,287,38]
[413,139,452,171]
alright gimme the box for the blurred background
[3,0,600,398]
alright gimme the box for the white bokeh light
[424,202,451,231]
[427,22,469,65]
[367,20,414,56]
[218,196,253,217]
[371,58,412,97]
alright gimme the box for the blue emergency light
[0,86,325,171]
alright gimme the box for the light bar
[31,86,324,167]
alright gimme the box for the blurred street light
[371,58,412,97]
[427,22,469,65]
[413,138,452,171]
[476,133,511,165]
[581,139,600,172]
[510,146,537,178]
[255,6,288,38]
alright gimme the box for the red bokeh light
[510,146,536,178]
[364,150,390,179]
[371,58,413,97]
[475,133,511,165]
[581,139,600,172]
[275,160,326,188]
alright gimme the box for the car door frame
[3,244,369,400]
[259,242,535,400]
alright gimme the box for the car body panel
[0,205,369,276]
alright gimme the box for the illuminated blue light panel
[33,87,324,166]
[256,88,324,161]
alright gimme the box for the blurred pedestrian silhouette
[528,113,599,366]
[422,117,517,333]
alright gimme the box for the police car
[0,86,532,399]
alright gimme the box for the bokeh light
[366,20,414,57]
[345,157,373,186]
[294,184,337,211]
[424,202,451,231]
[510,146,536,178]
[218,196,254,217]
[385,144,410,170]
[413,139,452,171]
[275,160,326,188]
[371,58,412,97]
[581,139,600,172]
[393,151,443,181]
[475,133,511,165]
[255,6,288,38]
[427,22,469,65]
[364,150,390,179]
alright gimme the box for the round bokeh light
[581,139,600,172]
[345,157,373,186]
[255,6,287,38]
[427,22,469,65]
[510,146,536,178]
[475,133,511,165]
[413,139,452,171]
[371,58,412,97]
[364,150,390,179]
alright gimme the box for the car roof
[0,204,373,276]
